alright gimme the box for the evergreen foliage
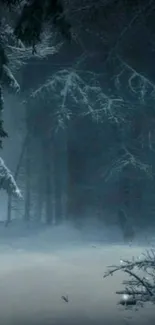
[0,0,71,194]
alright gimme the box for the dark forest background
[1,0,155,232]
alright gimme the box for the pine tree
[0,0,71,197]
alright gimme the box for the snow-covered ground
[0,223,154,325]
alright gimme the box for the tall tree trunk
[6,197,12,227]
[54,127,68,224]
[34,146,44,222]
[45,161,52,224]
[120,168,131,213]
[24,137,31,222]
[60,127,68,221]
[6,135,28,226]
[132,115,143,217]
[44,139,53,224]
[34,179,43,222]
[51,140,56,225]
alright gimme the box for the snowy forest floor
[0,222,154,325]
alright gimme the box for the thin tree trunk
[51,140,56,225]
[6,135,28,226]
[45,164,52,224]
[44,139,52,224]
[54,127,68,224]
[120,170,131,213]
[60,127,68,221]
[24,103,32,223]
[132,115,143,216]
[34,180,43,222]
[6,197,12,227]
[34,146,44,222]
[24,137,31,222]
[53,131,61,225]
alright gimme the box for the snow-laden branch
[0,19,62,145]
[2,64,20,91]
[0,157,21,197]
[104,250,155,308]
[102,147,152,182]
[7,34,63,71]
[85,89,126,124]
[0,19,63,71]
[115,56,155,102]
[30,67,125,128]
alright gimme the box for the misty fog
[0,223,154,325]
[1,0,155,325]
[0,220,153,325]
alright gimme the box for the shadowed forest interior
[0,1,155,324]
[1,0,155,233]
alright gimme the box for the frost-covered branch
[102,147,152,181]
[2,64,20,91]
[0,18,63,145]
[104,250,155,308]
[115,56,155,102]
[0,20,20,93]
[85,90,126,124]
[0,0,72,46]
[0,157,21,197]
[30,67,125,128]
[0,19,63,71]
[8,40,63,71]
